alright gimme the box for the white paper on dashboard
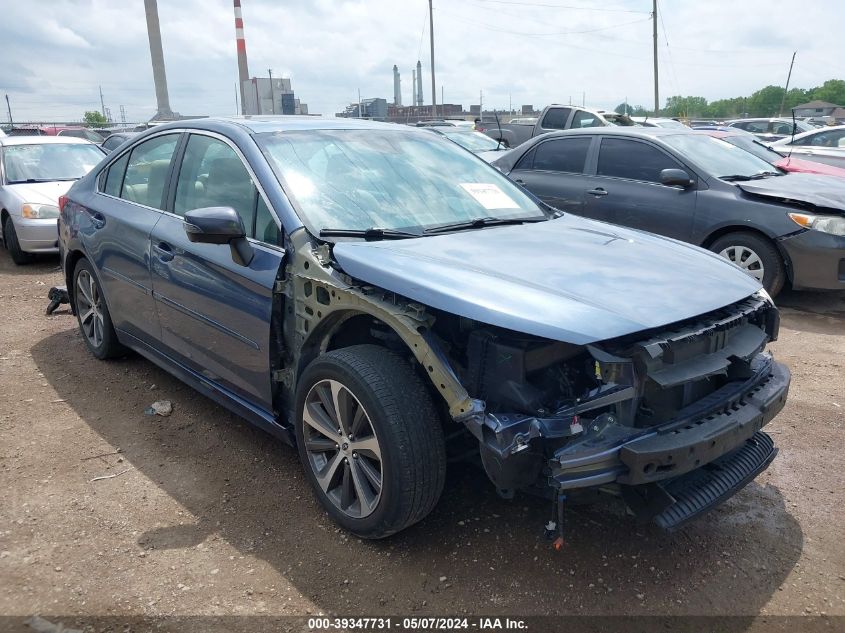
[459,183,521,210]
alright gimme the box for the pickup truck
[482,105,634,147]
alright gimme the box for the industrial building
[242,77,308,115]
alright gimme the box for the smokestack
[233,0,250,115]
[416,60,423,107]
[393,65,402,107]
[143,0,175,120]
[412,68,417,108]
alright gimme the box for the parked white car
[770,125,845,169]
[1,136,104,263]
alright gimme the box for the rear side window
[597,138,681,183]
[103,152,129,197]
[119,134,180,209]
[102,136,124,151]
[540,107,571,130]
[571,111,601,128]
[532,137,591,173]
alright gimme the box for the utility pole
[779,51,797,117]
[5,94,13,126]
[652,0,659,115]
[429,0,437,119]
[582,92,585,107]
[99,85,106,118]
[358,88,362,118]
[509,93,512,114]
[268,68,276,114]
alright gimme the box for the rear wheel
[3,216,34,265]
[73,258,125,359]
[295,345,446,539]
[710,232,786,297]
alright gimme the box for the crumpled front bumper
[549,359,790,490]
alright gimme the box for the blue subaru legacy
[59,116,789,539]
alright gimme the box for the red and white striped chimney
[234,0,250,114]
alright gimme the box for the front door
[584,137,697,241]
[149,132,284,409]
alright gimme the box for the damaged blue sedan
[58,117,790,539]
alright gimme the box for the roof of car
[0,135,96,147]
[540,126,691,139]
[152,115,403,135]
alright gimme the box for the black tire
[294,344,446,539]
[710,231,786,297]
[3,216,34,265]
[72,258,125,359]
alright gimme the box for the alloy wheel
[76,269,105,348]
[719,245,765,281]
[302,379,383,519]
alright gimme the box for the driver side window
[173,134,279,243]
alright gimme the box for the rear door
[87,132,182,345]
[583,136,697,240]
[508,136,593,215]
[149,131,284,409]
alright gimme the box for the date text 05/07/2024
[307,617,528,630]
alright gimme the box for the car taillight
[58,195,68,212]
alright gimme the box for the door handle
[153,241,174,262]
[587,188,608,197]
[513,178,525,185]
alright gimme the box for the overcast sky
[2,0,844,123]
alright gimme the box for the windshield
[660,133,778,179]
[720,135,781,165]
[438,129,501,153]
[3,143,103,183]
[257,129,544,233]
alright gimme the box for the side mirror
[660,168,693,188]
[183,206,254,266]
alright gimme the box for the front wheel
[3,216,34,265]
[294,345,446,539]
[710,232,786,297]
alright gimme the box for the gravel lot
[1,251,843,629]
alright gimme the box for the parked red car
[703,129,845,178]
[7,125,104,144]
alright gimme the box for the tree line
[615,79,845,119]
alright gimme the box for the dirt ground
[1,251,843,630]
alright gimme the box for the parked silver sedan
[0,136,104,263]
[770,125,845,170]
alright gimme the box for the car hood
[736,172,845,212]
[331,215,761,344]
[2,181,74,207]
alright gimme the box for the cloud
[2,0,844,123]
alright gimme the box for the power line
[439,11,650,37]
[467,0,649,13]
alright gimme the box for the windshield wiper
[423,215,548,234]
[721,171,782,182]
[319,227,423,240]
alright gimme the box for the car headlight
[21,203,60,219]
[788,212,845,236]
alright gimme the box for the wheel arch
[699,224,794,283]
[64,249,88,313]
